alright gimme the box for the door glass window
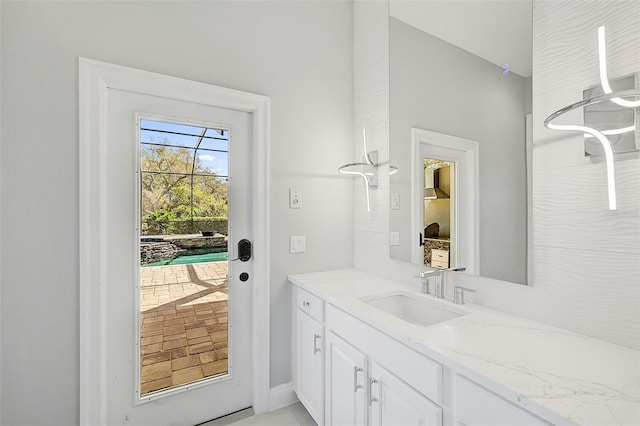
[139,118,230,396]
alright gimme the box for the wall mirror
[389,0,532,285]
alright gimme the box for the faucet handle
[453,286,475,305]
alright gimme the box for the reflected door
[411,129,479,274]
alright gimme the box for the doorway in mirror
[423,158,454,268]
[410,129,479,275]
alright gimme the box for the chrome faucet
[418,267,467,299]
[417,269,441,295]
[423,267,467,299]
[438,267,466,299]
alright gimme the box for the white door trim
[411,128,479,274]
[79,58,271,425]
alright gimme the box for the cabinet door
[297,311,324,425]
[325,332,367,426]
[369,362,442,426]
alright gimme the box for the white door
[105,88,252,425]
[325,332,367,426]
[369,362,442,426]
[296,311,324,425]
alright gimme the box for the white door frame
[411,128,479,274]
[79,58,271,425]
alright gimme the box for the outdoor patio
[139,261,229,395]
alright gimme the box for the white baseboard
[267,382,297,412]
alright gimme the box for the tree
[141,142,228,233]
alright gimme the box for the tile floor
[139,261,229,395]
[201,402,316,426]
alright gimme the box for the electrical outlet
[290,188,302,209]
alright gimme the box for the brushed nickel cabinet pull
[353,366,364,392]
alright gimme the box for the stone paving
[139,261,229,395]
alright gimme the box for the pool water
[143,250,228,267]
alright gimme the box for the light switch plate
[289,188,302,209]
[390,232,400,246]
[290,236,306,253]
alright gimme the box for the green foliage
[142,216,228,236]
[141,143,228,235]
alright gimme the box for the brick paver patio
[139,261,229,395]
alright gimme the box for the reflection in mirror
[423,159,454,268]
[410,128,479,275]
[389,0,532,285]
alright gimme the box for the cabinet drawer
[297,287,324,322]
[431,260,449,269]
[431,249,449,261]
[455,375,551,426]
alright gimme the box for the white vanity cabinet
[295,287,325,425]
[293,282,557,426]
[324,303,443,426]
[325,332,441,426]
[290,270,639,426]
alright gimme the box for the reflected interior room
[422,159,455,269]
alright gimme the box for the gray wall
[0,1,354,424]
[389,17,528,284]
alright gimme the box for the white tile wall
[353,0,391,272]
[530,0,640,349]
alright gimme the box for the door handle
[237,239,252,262]
[230,239,252,262]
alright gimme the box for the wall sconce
[339,129,398,212]
[544,26,640,211]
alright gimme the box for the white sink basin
[360,292,467,327]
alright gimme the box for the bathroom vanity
[289,269,639,426]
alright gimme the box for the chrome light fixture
[339,129,398,212]
[544,26,640,211]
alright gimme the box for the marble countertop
[288,269,640,426]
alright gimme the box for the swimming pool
[143,250,228,267]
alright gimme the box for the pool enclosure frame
[140,119,230,236]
